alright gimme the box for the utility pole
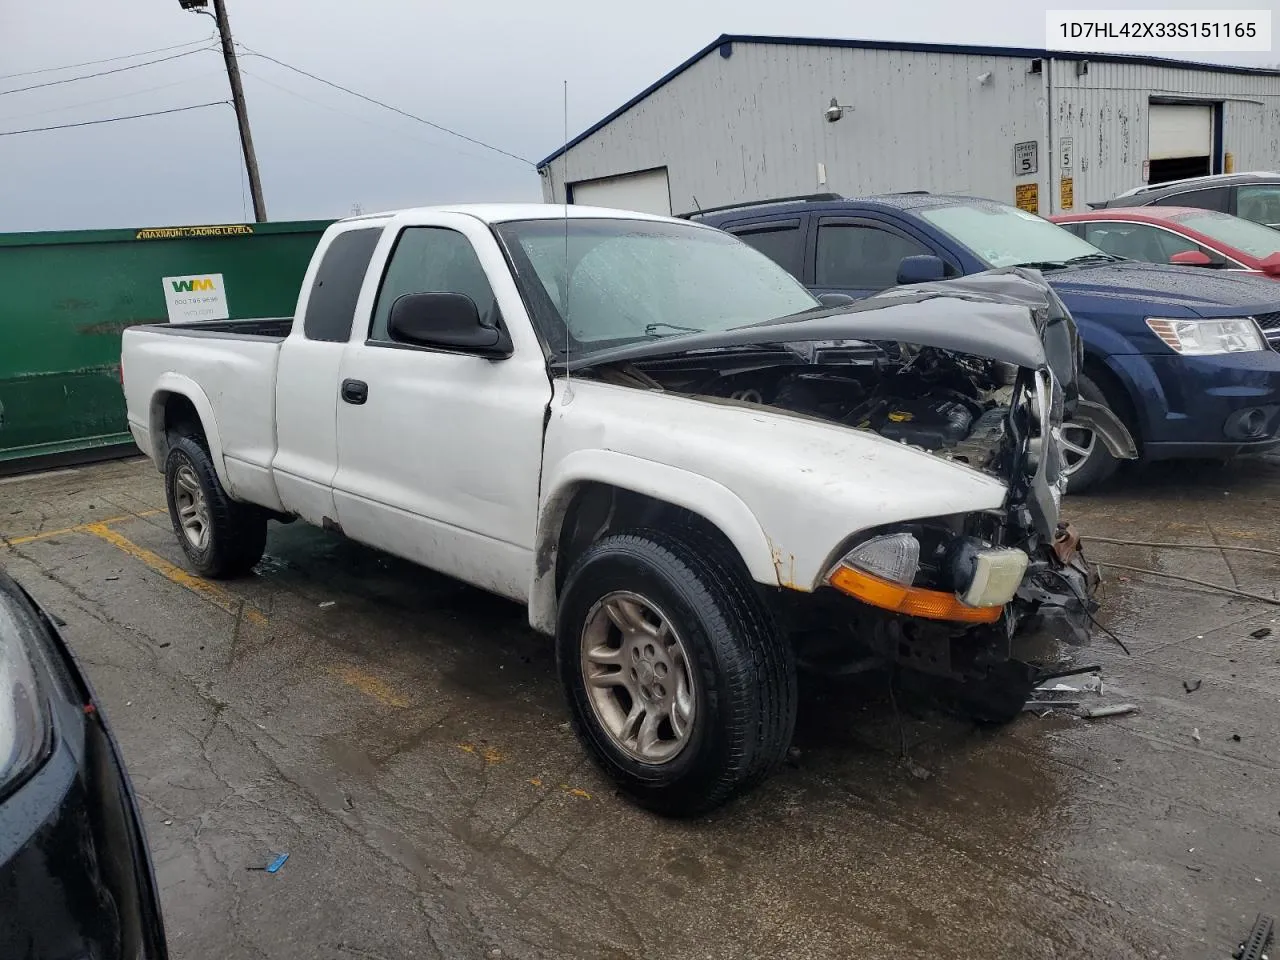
[212,0,266,221]
[183,0,267,221]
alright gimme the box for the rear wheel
[1062,374,1122,493]
[164,436,267,578]
[556,529,796,817]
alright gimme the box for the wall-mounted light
[825,97,854,123]
[1076,59,1090,77]
[976,71,993,86]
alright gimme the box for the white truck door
[273,224,384,526]
[331,215,552,602]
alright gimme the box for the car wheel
[556,529,796,817]
[1062,374,1121,493]
[164,435,268,578]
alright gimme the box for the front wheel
[164,435,268,578]
[556,530,796,817]
[1061,374,1122,493]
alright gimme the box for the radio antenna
[561,79,574,402]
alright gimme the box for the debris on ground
[1233,734,1243,742]
[1250,627,1272,639]
[1192,728,1202,742]
[1184,679,1203,693]
[247,853,290,873]
[318,601,336,609]
[1023,700,1081,713]
[1231,912,1273,960]
[1079,704,1139,720]
[902,760,933,781]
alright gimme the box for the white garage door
[569,168,671,216]
[1148,104,1213,160]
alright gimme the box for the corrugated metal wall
[542,40,1280,216]
[1051,58,1280,210]
[544,42,1049,215]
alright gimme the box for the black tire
[163,435,267,578]
[556,529,796,817]
[1063,374,1122,494]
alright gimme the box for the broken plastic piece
[1183,679,1202,693]
[1250,627,1272,639]
[266,853,289,873]
[1079,703,1138,719]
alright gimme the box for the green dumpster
[0,219,332,473]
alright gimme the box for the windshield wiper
[1017,253,1125,272]
[644,322,701,336]
[1015,260,1070,271]
[1061,253,1126,265]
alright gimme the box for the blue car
[693,193,1280,490]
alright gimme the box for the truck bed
[121,321,286,509]
[134,316,293,340]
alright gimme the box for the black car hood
[568,268,1080,396]
[1046,260,1280,316]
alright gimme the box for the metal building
[537,34,1280,218]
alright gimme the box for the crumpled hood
[568,268,1079,392]
[1046,261,1280,317]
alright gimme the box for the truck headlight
[1145,317,1265,356]
[0,602,49,798]
[825,532,1027,624]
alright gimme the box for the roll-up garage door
[568,168,671,216]
[1149,104,1213,159]
[1147,104,1213,183]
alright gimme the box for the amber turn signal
[827,564,1004,624]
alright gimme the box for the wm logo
[170,278,216,293]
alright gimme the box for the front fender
[529,449,780,634]
[146,374,232,491]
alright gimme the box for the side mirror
[387,292,509,356]
[1169,249,1213,267]
[896,255,947,285]
[817,293,856,307]
[1258,252,1280,277]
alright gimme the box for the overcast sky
[1,0,1274,231]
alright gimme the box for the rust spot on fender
[764,533,799,590]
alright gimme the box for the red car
[1051,207,1280,279]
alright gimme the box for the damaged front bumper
[795,519,1098,705]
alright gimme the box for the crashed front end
[801,271,1106,706]
[570,268,1113,709]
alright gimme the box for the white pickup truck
[122,204,1097,816]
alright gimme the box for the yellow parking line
[83,522,268,625]
[328,664,411,708]
[4,509,165,546]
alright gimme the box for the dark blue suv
[694,193,1280,490]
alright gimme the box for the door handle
[340,379,368,405]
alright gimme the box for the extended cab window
[370,227,498,341]
[730,221,803,275]
[816,223,931,288]
[303,227,382,342]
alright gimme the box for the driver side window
[815,223,933,289]
[370,227,497,341]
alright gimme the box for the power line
[0,72,224,123]
[240,67,526,167]
[236,43,534,166]
[0,37,214,82]
[0,101,229,137]
[0,47,216,98]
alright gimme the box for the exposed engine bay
[595,341,1022,477]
